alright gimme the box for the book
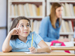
[68,21,73,32]
[60,20,73,32]
[39,5,43,16]
[28,4,34,16]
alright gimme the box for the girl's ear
[16,23,19,28]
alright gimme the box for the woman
[39,3,69,42]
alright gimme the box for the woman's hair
[49,3,62,28]
[10,16,30,40]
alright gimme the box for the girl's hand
[9,28,20,35]
[29,47,37,53]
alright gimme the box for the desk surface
[51,46,75,50]
[0,52,74,56]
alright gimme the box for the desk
[0,52,74,56]
[51,46,75,50]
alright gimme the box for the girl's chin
[22,35,28,37]
[59,16,62,18]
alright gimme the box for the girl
[2,17,51,53]
[39,3,69,42]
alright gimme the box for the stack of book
[60,20,74,32]
[10,3,43,17]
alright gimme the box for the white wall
[0,0,6,51]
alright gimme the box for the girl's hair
[10,16,30,40]
[49,3,62,28]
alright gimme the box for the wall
[0,0,6,51]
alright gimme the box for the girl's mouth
[24,32,28,34]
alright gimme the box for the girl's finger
[15,28,19,34]
[30,47,35,51]
[17,28,21,35]
[29,48,32,51]
[28,48,30,50]
[29,47,34,50]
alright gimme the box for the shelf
[9,16,43,18]
[12,0,43,2]
[60,32,74,35]
[49,1,75,5]
[49,1,75,3]
[9,16,43,20]
[62,17,75,20]
[11,1,43,5]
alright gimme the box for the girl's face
[17,19,30,38]
[56,6,63,18]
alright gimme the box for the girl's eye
[21,25,24,27]
[27,25,29,27]
[58,10,60,12]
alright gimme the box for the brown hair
[10,16,30,40]
[49,3,62,28]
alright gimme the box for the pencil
[31,33,33,47]
[31,20,33,47]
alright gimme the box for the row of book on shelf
[10,2,75,17]
[10,3,43,16]
[12,0,39,1]
[29,20,74,34]
[61,20,74,32]
[49,3,75,17]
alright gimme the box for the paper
[25,52,49,54]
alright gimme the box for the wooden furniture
[51,46,75,50]
[0,52,74,56]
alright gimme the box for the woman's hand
[58,38,70,42]
[29,47,37,53]
[63,38,70,42]
[9,28,20,35]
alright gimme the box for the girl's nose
[24,26,27,30]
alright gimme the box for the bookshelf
[7,0,75,38]
[8,0,45,32]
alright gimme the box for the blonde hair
[49,3,62,28]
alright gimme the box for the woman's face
[17,19,30,38]
[56,6,63,18]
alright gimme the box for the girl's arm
[2,28,19,52]
[2,33,12,52]
[37,40,51,53]
[29,40,51,53]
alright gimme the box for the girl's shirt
[10,32,43,52]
